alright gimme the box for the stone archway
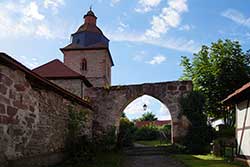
[122,94,174,143]
[85,81,192,143]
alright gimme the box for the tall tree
[180,39,250,126]
[139,112,158,121]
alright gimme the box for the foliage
[180,39,250,126]
[121,112,126,118]
[180,91,213,154]
[172,154,247,167]
[96,127,117,151]
[160,125,171,138]
[134,125,159,141]
[95,126,117,151]
[139,112,158,121]
[66,105,94,164]
[117,117,136,147]
[118,116,171,147]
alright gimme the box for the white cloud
[24,2,45,21]
[135,0,161,13]
[44,0,65,13]
[11,54,40,69]
[158,104,171,120]
[106,31,200,53]
[222,9,250,28]
[145,0,188,38]
[179,24,192,31]
[36,24,54,39]
[0,1,67,39]
[147,55,166,65]
[124,95,171,121]
[117,20,129,32]
[124,95,154,119]
[133,51,147,61]
[110,0,121,6]
[168,0,188,13]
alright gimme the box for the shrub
[96,126,117,151]
[117,117,136,147]
[158,125,172,143]
[66,105,94,164]
[135,125,159,141]
[180,91,213,154]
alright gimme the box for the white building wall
[236,99,250,157]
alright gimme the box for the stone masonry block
[0,84,7,95]
[0,73,13,86]
[14,84,26,92]
[0,103,5,114]
[167,85,177,90]
[179,85,187,91]
[7,106,18,117]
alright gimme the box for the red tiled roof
[222,82,250,104]
[0,53,92,108]
[135,120,171,128]
[32,59,92,87]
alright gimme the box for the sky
[123,95,171,121]
[1,0,250,120]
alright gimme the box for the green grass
[135,140,171,147]
[172,154,248,167]
[55,151,123,167]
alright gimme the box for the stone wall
[63,49,112,87]
[0,57,93,167]
[50,79,86,98]
[85,81,192,143]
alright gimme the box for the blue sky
[0,0,249,120]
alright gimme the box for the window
[81,58,87,71]
[76,39,80,44]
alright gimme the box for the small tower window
[76,39,80,44]
[81,58,87,71]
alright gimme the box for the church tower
[61,8,114,87]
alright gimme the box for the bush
[135,125,159,141]
[66,105,94,164]
[95,126,117,151]
[117,117,136,147]
[158,125,172,143]
[180,91,213,154]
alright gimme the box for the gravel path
[122,155,185,167]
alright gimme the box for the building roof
[222,82,250,104]
[60,9,114,67]
[84,9,97,19]
[0,53,92,108]
[32,59,92,87]
[75,23,103,34]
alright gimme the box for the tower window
[81,58,87,71]
[76,39,80,44]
